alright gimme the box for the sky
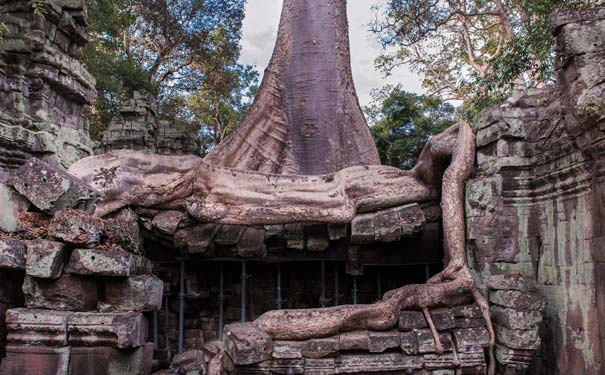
[238,0,425,109]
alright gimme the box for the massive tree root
[251,122,496,375]
[68,122,494,373]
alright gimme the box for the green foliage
[82,0,255,147]
[365,85,457,169]
[372,0,603,119]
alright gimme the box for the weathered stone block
[453,327,491,352]
[399,310,427,330]
[214,225,245,246]
[400,331,417,355]
[490,290,545,311]
[25,239,67,279]
[105,209,143,254]
[367,330,400,353]
[327,223,348,240]
[490,305,542,330]
[304,357,335,374]
[338,330,369,351]
[152,210,186,236]
[0,238,26,270]
[272,340,303,359]
[186,224,219,254]
[6,308,147,348]
[350,212,375,244]
[488,273,537,293]
[9,158,98,214]
[48,208,103,247]
[65,248,151,277]
[223,323,272,365]
[69,344,154,375]
[271,358,304,374]
[416,329,453,353]
[104,275,163,312]
[284,223,305,250]
[495,325,540,350]
[236,227,267,258]
[335,353,423,373]
[452,304,483,319]
[22,274,98,311]
[0,345,70,375]
[373,208,402,242]
[429,308,456,330]
[170,349,205,372]
[301,337,339,359]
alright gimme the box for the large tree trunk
[204,0,380,175]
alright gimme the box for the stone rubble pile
[0,160,163,375]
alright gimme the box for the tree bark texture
[203,0,380,175]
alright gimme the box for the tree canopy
[365,85,457,170]
[82,0,257,147]
[371,0,603,116]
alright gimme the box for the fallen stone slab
[0,183,30,233]
[65,248,152,277]
[22,274,98,311]
[48,208,103,247]
[6,308,147,348]
[9,157,98,214]
[0,238,26,270]
[104,275,163,312]
[104,208,144,254]
[223,323,272,365]
[25,239,68,279]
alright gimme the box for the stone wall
[97,91,201,156]
[0,0,96,232]
[0,0,96,176]
[465,8,605,375]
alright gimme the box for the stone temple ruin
[0,1,604,375]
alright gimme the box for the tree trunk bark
[204,0,380,175]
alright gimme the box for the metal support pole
[164,295,169,350]
[320,261,327,307]
[276,264,284,309]
[218,266,225,340]
[352,276,358,305]
[334,266,339,306]
[425,264,431,282]
[153,311,159,350]
[376,271,382,300]
[241,261,247,322]
[178,260,185,354]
